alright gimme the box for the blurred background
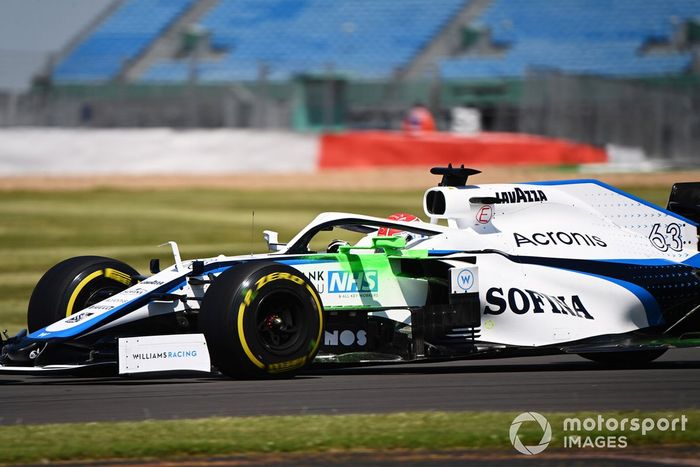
[0,0,699,166]
[0,4,699,460]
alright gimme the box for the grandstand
[0,0,695,89]
[40,0,700,84]
[141,0,466,82]
[0,0,114,92]
[440,0,699,79]
[1,0,698,161]
[53,0,193,82]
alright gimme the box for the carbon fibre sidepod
[400,256,481,358]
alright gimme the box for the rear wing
[667,182,700,225]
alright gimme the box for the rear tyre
[579,349,666,366]
[199,262,323,379]
[28,256,138,332]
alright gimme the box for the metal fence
[0,78,440,130]
[0,84,290,128]
[2,71,699,165]
[519,71,700,163]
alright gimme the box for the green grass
[0,410,696,464]
[0,189,424,333]
[0,186,669,334]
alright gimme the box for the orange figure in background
[402,103,436,132]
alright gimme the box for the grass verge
[0,410,697,463]
[0,186,672,334]
[0,189,422,334]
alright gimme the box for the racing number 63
[649,223,683,252]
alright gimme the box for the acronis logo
[328,270,378,293]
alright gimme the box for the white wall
[0,0,114,91]
[0,128,319,176]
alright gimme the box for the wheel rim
[83,285,123,308]
[255,291,306,355]
[73,276,128,313]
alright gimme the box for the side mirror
[372,236,407,250]
[149,258,160,274]
[263,230,286,252]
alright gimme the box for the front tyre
[579,349,667,366]
[28,256,138,332]
[199,262,323,379]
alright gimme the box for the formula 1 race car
[1,166,699,378]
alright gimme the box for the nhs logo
[328,270,379,294]
[450,266,479,294]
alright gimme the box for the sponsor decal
[324,329,367,346]
[104,297,130,304]
[457,269,475,291]
[86,305,113,311]
[305,270,325,293]
[122,287,148,295]
[483,287,594,319]
[328,270,378,294]
[475,205,493,224]
[451,266,479,294]
[649,222,683,252]
[119,334,210,375]
[140,279,165,286]
[514,232,607,248]
[65,311,94,323]
[496,188,548,204]
[255,271,305,290]
[131,350,199,360]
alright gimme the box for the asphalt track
[0,349,698,426]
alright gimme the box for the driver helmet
[377,212,425,243]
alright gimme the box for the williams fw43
[2,166,700,378]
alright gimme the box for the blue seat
[441,0,698,79]
[141,0,465,82]
[54,0,193,82]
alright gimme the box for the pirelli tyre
[200,262,323,379]
[27,256,138,332]
[579,349,667,366]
